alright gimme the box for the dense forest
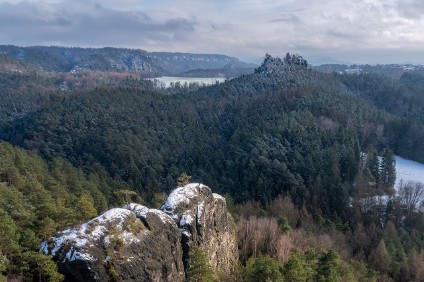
[1,53,424,281]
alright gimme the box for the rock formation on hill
[41,183,237,281]
[255,53,308,74]
[162,183,238,275]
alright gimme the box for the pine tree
[19,252,64,282]
[0,208,20,257]
[186,246,214,282]
[76,192,98,221]
[115,189,137,207]
[244,255,284,282]
[0,250,9,281]
[177,173,191,187]
[380,148,396,188]
[366,145,380,184]
[38,216,57,240]
[315,250,343,282]
[284,249,313,281]
[369,239,391,274]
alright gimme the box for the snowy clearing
[395,155,424,187]
[147,76,226,88]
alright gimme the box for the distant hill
[0,52,33,73]
[313,63,424,79]
[0,45,256,77]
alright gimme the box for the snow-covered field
[147,76,227,88]
[395,155,424,188]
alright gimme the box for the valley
[1,48,424,281]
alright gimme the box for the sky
[0,0,424,65]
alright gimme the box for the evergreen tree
[369,239,392,275]
[277,216,292,233]
[366,145,380,184]
[186,246,214,282]
[349,260,378,282]
[315,250,343,282]
[76,192,98,221]
[177,173,191,187]
[284,249,314,281]
[19,252,64,282]
[38,216,57,240]
[115,189,137,207]
[244,255,284,282]
[0,208,20,257]
[0,250,9,281]
[380,148,396,188]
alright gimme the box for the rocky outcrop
[41,207,185,282]
[41,183,237,281]
[161,183,238,275]
[255,53,308,74]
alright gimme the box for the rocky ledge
[41,183,237,281]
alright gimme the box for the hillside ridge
[0,45,256,77]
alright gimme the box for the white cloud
[0,0,423,64]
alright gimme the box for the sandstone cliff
[161,183,238,275]
[41,183,237,281]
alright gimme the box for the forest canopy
[1,53,424,281]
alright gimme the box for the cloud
[0,0,423,64]
[396,0,424,19]
[0,0,198,47]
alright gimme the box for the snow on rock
[42,203,185,282]
[123,203,149,217]
[180,214,194,227]
[41,208,134,261]
[41,183,236,281]
[197,201,205,223]
[161,183,211,231]
[42,206,179,262]
[212,193,225,201]
[161,183,207,217]
[161,183,238,276]
[124,203,175,224]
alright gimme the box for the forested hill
[313,63,424,79]
[2,53,424,281]
[2,54,423,212]
[0,45,256,77]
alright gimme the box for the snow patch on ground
[395,156,424,187]
[147,77,226,88]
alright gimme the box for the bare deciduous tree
[397,180,424,214]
